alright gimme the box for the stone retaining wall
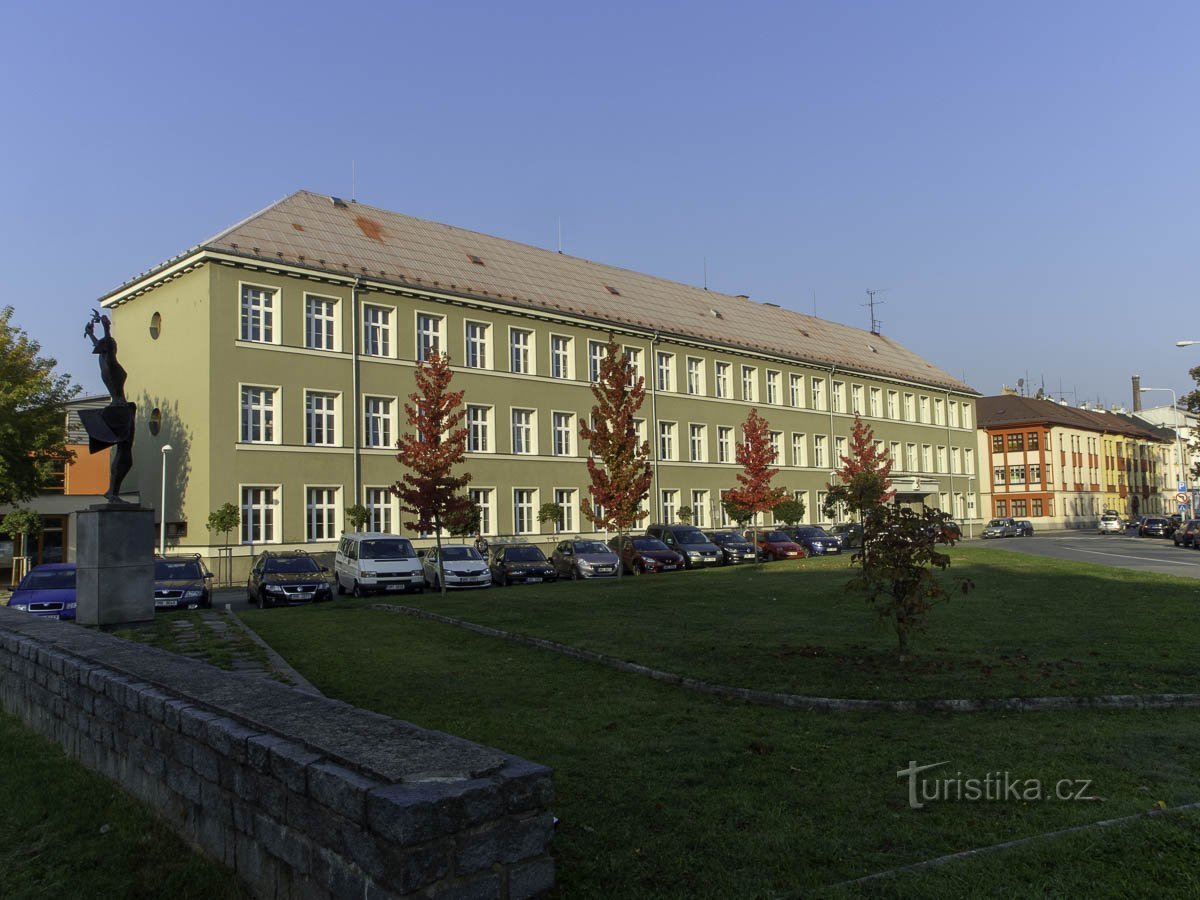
[0,608,554,898]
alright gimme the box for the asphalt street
[975,530,1200,579]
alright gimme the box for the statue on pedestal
[78,310,136,503]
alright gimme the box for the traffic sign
[1177,492,1190,504]
[1181,503,1190,515]
[1181,482,1189,492]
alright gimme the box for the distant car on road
[783,526,842,556]
[8,563,77,620]
[829,523,864,550]
[550,540,620,580]
[247,551,333,609]
[607,535,685,574]
[703,530,758,565]
[153,554,213,611]
[982,518,1020,539]
[644,524,723,568]
[1139,517,1172,538]
[1013,520,1035,537]
[421,545,490,590]
[746,530,806,561]
[1098,514,1124,535]
[1174,519,1200,547]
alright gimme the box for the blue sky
[4,1,1199,409]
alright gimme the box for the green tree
[721,495,753,528]
[675,505,693,525]
[771,497,807,527]
[345,503,370,532]
[0,508,43,571]
[538,502,565,532]
[206,502,240,585]
[0,307,79,504]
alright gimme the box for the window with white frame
[741,366,757,402]
[551,335,572,379]
[513,489,536,534]
[466,405,491,453]
[686,357,704,395]
[951,447,962,474]
[834,436,847,463]
[304,295,337,350]
[790,374,803,407]
[811,377,826,410]
[903,393,916,421]
[365,487,393,534]
[363,396,393,448]
[919,395,931,423]
[632,418,647,457]
[887,390,898,418]
[588,340,605,382]
[511,409,534,454]
[240,285,275,343]
[689,424,706,462]
[362,304,391,357]
[240,386,276,443]
[306,487,339,541]
[934,398,945,425]
[962,404,973,429]
[305,391,338,446]
[469,488,493,535]
[793,490,810,524]
[656,352,674,392]
[715,362,730,398]
[921,444,933,471]
[552,412,573,456]
[241,486,277,543]
[851,384,864,414]
[661,489,678,524]
[813,435,827,468]
[954,492,966,519]
[831,381,845,413]
[965,448,975,474]
[510,328,533,374]
[869,387,882,417]
[906,444,918,471]
[691,490,708,527]
[465,321,489,369]
[554,488,576,533]
[937,445,948,473]
[770,431,783,463]
[791,433,807,467]
[659,421,676,460]
[416,314,442,362]
[816,491,828,523]
[717,426,733,463]
[766,371,780,405]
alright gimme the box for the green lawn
[240,548,1200,897]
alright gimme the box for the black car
[644,524,722,568]
[1139,517,1172,538]
[703,530,758,565]
[247,551,334,608]
[607,535,685,574]
[154,554,213,611]
[1013,520,1034,537]
[828,523,864,550]
[784,526,842,556]
[489,545,557,586]
[1176,519,1200,547]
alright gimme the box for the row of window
[994,498,1047,517]
[993,464,1044,485]
[991,432,1044,453]
[237,284,975,424]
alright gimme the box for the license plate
[37,614,61,620]
[292,592,313,600]
[386,584,406,591]
[662,565,676,571]
[526,576,542,583]
[155,599,176,608]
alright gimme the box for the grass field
[238,545,1200,897]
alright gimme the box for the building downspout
[650,332,661,521]
[351,276,362,505]
[828,364,837,524]
[946,390,954,519]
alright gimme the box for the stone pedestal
[76,505,155,626]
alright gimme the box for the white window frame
[741,365,757,402]
[553,488,577,533]
[467,405,493,453]
[305,485,341,542]
[811,377,826,411]
[765,370,780,405]
[469,487,494,536]
[361,303,393,358]
[364,486,395,534]
[552,411,574,456]
[464,320,490,370]
[686,357,704,395]
[789,373,804,408]
[661,489,679,524]
[239,384,279,444]
[813,435,827,468]
[831,380,845,413]
[691,490,709,528]
[363,395,395,449]
[509,327,534,375]
[791,433,807,467]
[714,362,731,399]
[240,485,280,544]
[550,334,573,380]
[869,387,882,417]
[416,312,443,362]
[717,426,733,464]
[511,408,536,455]
[513,488,537,535]
[659,421,677,461]
[851,384,864,415]
[239,283,277,344]
[656,351,675,392]
[689,423,707,462]
[304,293,338,351]
[588,340,605,383]
[304,390,340,447]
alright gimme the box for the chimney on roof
[1132,374,1142,411]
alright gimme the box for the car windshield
[573,541,611,554]
[764,531,792,542]
[987,520,1007,528]
[792,528,821,537]
[154,560,204,580]
[706,532,742,545]
[442,546,481,561]
[361,539,416,559]
[673,530,709,545]
[263,557,321,574]
[20,569,75,590]
[632,537,669,551]
[506,546,545,562]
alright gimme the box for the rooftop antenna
[557,217,562,254]
[812,288,817,316]
[703,256,708,291]
[864,288,887,335]
[351,160,356,203]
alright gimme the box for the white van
[334,533,423,596]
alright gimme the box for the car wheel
[501,572,510,587]
[256,590,266,610]
[571,566,580,581]
[352,580,365,598]
[336,577,345,596]
[432,576,440,591]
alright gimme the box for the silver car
[551,539,621,579]
[981,518,1020,538]
[421,545,492,590]
[1098,515,1124,535]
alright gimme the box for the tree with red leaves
[392,351,472,594]
[724,408,787,561]
[823,414,894,520]
[579,340,653,576]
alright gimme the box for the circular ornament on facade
[149,312,162,339]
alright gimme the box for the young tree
[0,306,79,505]
[206,502,240,585]
[444,500,481,540]
[772,496,807,527]
[578,340,653,577]
[823,414,894,520]
[721,494,753,529]
[723,408,787,561]
[344,503,370,532]
[392,351,472,595]
[675,505,693,525]
[1,508,42,579]
[849,504,974,661]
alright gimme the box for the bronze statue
[79,310,136,503]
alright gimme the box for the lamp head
[161,444,174,453]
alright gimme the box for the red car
[744,530,806,561]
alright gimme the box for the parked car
[745,529,806,561]
[1139,517,1172,538]
[335,533,423,596]
[829,523,864,550]
[489,544,557,586]
[7,563,77,620]
[246,551,333,609]
[1098,514,1124,535]
[607,535,685,574]
[421,545,490,590]
[703,530,758,565]
[1167,515,1183,538]
[784,526,842,556]
[644,524,722,568]
[1174,519,1200,547]
[153,554,213,611]
[1013,520,1035,537]
[981,518,1020,539]
[550,540,620,580]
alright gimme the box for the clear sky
[3,1,1199,410]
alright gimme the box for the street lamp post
[159,444,173,555]
[1140,388,1184,516]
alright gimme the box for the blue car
[8,563,77,620]
[785,526,843,556]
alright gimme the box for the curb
[223,605,324,696]
[370,603,1200,714]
